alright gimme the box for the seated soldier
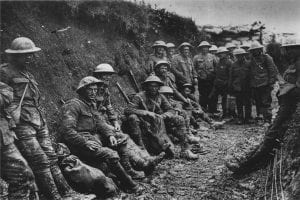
[93,63,165,177]
[181,83,225,129]
[58,76,140,193]
[124,75,199,160]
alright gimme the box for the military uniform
[0,64,72,200]
[193,53,218,112]
[125,91,188,155]
[171,54,197,88]
[147,54,168,75]
[59,97,138,191]
[249,54,278,121]
[0,81,35,200]
[211,57,232,116]
[229,60,252,121]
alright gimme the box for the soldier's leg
[198,80,208,110]
[14,123,61,200]
[260,85,273,122]
[253,88,263,119]
[1,143,35,200]
[127,114,145,148]
[244,93,252,122]
[36,124,74,196]
[236,93,244,122]
[221,92,228,117]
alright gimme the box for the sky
[129,0,300,34]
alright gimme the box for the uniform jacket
[214,57,232,88]
[171,54,197,84]
[125,91,174,116]
[0,81,16,147]
[0,64,45,126]
[147,54,168,75]
[279,58,300,96]
[249,54,278,88]
[193,53,217,81]
[229,60,251,92]
[96,88,117,123]
[60,98,114,147]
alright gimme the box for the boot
[143,152,166,176]
[109,161,140,193]
[50,165,75,196]
[35,169,62,200]
[119,146,145,180]
[187,133,201,144]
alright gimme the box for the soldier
[209,45,218,55]
[125,75,199,160]
[226,39,300,174]
[0,37,76,200]
[171,42,198,90]
[193,41,218,113]
[154,60,189,104]
[0,81,36,200]
[93,63,166,178]
[229,49,252,124]
[225,42,237,62]
[59,76,141,193]
[209,47,232,118]
[147,40,168,75]
[248,41,278,123]
[166,42,176,61]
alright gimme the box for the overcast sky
[129,0,300,34]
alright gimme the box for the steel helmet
[76,76,103,92]
[154,60,170,70]
[178,42,193,50]
[233,48,248,55]
[152,40,167,49]
[216,46,229,54]
[240,42,251,49]
[281,37,300,48]
[142,75,163,86]
[198,41,211,48]
[248,41,264,51]
[166,43,176,48]
[225,42,236,50]
[94,63,115,73]
[159,86,174,94]
[5,37,41,54]
[182,83,195,93]
[209,45,218,52]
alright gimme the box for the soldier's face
[147,82,160,96]
[236,54,246,62]
[183,87,191,96]
[95,73,112,84]
[158,65,168,76]
[168,48,175,56]
[12,53,34,67]
[218,52,227,59]
[182,47,190,57]
[202,47,209,54]
[85,84,98,101]
[164,93,173,99]
[156,47,165,57]
[250,49,262,57]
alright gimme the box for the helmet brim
[5,47,41,54]
[142,81,164,87]
[198,45,211,48]
[248,46,263,51]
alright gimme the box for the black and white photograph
[0,0,299,199]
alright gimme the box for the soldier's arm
[60,103,88,147]
[124,94,149,116]
[265,54,278,85]
[95,119,115,139]
[160,94,175,115]
[104,93,118,123]
[170,58,188,82]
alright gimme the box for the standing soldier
[193,41,218,113]
[225,42,237,62]
[0,81,36,200]
[248,41,278,124]
[166,43,176,61]
[171,42,198,90]
[0,37,76,200]
[209,45,218,55]
[59,76,141,193]
[210,47,232,118]
[229,49,252,124]
[125,75,199,160]
[147,40,168,75]
[226,39,300,174]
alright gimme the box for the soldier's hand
[114,121,121,132]
[109,136,118,146]
[86,141,99,151]
[146,111,157,119]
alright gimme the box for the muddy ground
[119,122,269,200]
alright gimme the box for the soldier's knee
[101,147,120,162]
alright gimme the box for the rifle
[128,70,140,93]
[116,82,131,104]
